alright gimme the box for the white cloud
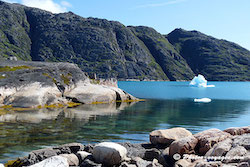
[135,0,187,9]
[21,0,72,13]
[61,1,72,8]
[2,0,17,3]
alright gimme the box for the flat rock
[93,142,127,166]
[150,128,192,145]
[194,128,232,155]
[169,135,198,157]
[29,156,69,167]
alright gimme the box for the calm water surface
[0,81,250,163]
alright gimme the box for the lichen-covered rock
[169,135,198,157]
[150,128,192,145]
[0,60,136,107]
[29,156,69,167]
[194,129,232,155]
[93,142,128,166]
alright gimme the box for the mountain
[166,29,250,81]
[0,1,249,81]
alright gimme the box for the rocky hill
[0,1,249,81]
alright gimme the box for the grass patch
[0,66,32,72]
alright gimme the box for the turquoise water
[0,81,250,163]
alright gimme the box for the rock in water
[93,142,128,166]
[150,127,192,145]
[29,156,69,167]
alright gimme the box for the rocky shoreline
[0,60,137,109]
[3,126,249,167]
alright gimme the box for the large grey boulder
[150,128,192,145]
[93,142,128,166]
[194,129,231,155]
[224,126,250,136]
[29,156,69,167]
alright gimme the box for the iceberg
[194,98,211,103]
[189,74,215,87]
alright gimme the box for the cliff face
[0,1,249,81]
[166,29,250,81]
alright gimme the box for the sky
[3,0,250,51]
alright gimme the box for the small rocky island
[0,60,136,109]
[3,126,250,167]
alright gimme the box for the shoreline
[4,126,249,167]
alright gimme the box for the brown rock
[194,129,232,155]
[224,126,250,136]
[150,128,192,145]
[205,138,232,156]
[169,135,198,157]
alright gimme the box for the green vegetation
[0,65,32,72]
[60,73,72,85]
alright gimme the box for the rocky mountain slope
[0,1,249,81]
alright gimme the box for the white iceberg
[194,98,211,103]
[189,74,215,87]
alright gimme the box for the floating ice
[194,98,211,103]
[189,74,215,87]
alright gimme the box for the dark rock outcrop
[166,28,250,81]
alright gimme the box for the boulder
[53,143,85,154]
[169,135,198,157]
[93,142,127,166]
[29,156,69,167]
[80,159,102,167]
[192,160,222,167]
[205,138,232,156]
[0,164,4,167]
[194,129,231,155]
[59,154,79,166]
[77,151,92,161]
[224,126,250,136]
[174,159,192,167]
[130,157,163,167]
[232,134,250,150]
[224,146,247,163]
[150,128,192,145]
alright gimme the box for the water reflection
[0,99,250,163]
